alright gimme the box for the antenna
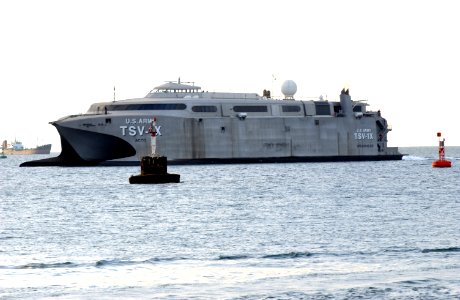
[113,86,116,102]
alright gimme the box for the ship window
[314,102,331,115]
[106,103,186,110]
[233,105,268,112]
[282,105,301,113]
[192,105,218,112]
[353,105,362,112]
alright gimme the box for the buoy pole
[149,117,157,156]
[438,132,445,161]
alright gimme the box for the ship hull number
[354,128,374,140]
[120,118,162,137]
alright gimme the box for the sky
[1,0,460,151]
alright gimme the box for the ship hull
[21,114,403,167]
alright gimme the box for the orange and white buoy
[432,132,452,168]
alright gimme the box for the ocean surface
[1,147,459,299]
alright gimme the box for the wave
[217,254,250,260]
[146,256,186,263]
[217,251,313,261]
[11,248,430,269]
[421,247,460,253]
[16,262,76,269]
[95,259,142,267]
[221,247,459,260]
[6,257,185,270]
[383,247,420,254]
[402,155,430,161]
[403,154,460,161]
[262,251,312,259]
[96,256,186,267]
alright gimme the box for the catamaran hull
[21,115,403,167]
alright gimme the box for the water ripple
[422,247,460,253]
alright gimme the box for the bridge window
[282,105,301,113]
[233,106,268,113]
[106,103,186,110]
[315,102,331,115]
[192,105,218,112]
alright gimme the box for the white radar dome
[281,80,297,98]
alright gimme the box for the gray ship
[22,80,403,166]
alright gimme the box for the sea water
[1,147,459,299]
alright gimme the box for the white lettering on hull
[354,128,374,140]
[125,118,154,124]
[354,132,374,140]
[120,125,162,136]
